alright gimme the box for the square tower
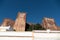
[13,12,26,31]
[42,17,57,30]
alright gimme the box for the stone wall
[1,18,15,27]
[13,12,26,31]
[42,17,58,30]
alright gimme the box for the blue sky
[0,0,60,26]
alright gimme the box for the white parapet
[33,30,60,40]
[0,32,32,40]
[0,30,59,40]
[0,32,32,36]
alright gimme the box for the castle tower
[13,12,26,31]
[42,17,57,30]
[1,18,15,27]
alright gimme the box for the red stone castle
[0,12,60,31]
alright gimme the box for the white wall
[0,32,32,40]
[33,30,60,40]
[0,31,60,40]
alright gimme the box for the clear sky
[0,0,60,26]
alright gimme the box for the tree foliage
[25,23,45,31]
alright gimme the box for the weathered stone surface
[57,27,60,30]
[42,17,58,30]
[13,12,26,31]
[1,18,15,27]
